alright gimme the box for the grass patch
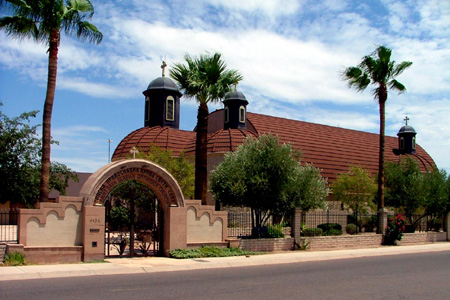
[169,246,260,259]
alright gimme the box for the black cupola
[223,90,248,130]
[397,116,417,154]
[142,61,182,129]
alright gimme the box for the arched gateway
[79,159,187,260]
[80,159,185,208]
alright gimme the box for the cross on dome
[404,115,410,126]
[130,147,139,159]
[161,61,167,77]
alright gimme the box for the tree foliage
[332,165,377,215]
[385,157,449,227]
[209,134,328,235]
[134,144,194,199]
[170,52,243,203]
[0,106,77,207]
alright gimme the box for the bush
[323,228,343,236]
[302,227,323,236]
[384,214,406,245]
[168,246,258,259]
[427,218,442,232]
[361,216,377,232]
[318,223,342,236]
[4,251,25,266]
[346,224,357,235]
[266,224,285,238]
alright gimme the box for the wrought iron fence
[302,210,379,233]
[226,210,290,238]
[0,208,19,243]
[397,214,445,232]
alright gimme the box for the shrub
[427,218,442,232]
[168,246,258,259]
[318,223,342,236]
[384,214,406,245]
[4,251,25,266]
[323,228,343,236]
[361,215,377,232]
[266,224,285,238]
[302,227,323,236]
[346,224,357,235]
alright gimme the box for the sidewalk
[1,242,449,281]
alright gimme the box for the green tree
[133,144,194,199]
[0,106,77,207]
[0,0,102,202]
[332,165,377,231]
[342,45,412,233]
[209,134,328,236]
[170,52,243,204]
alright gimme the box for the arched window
[145,96,150,122]
[399,137,405,150]
[224,107,229,123]
[412,137,416,150]
[166,96,174,121]
[239,106,246,123]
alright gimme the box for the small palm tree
[342,45,412,233]
[0,0,103,202]
[170,52,243,204]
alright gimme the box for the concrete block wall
[398,232,446,245]
[304,234,383,251]
[239,238,294,252]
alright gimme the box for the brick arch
[80,159,185,209]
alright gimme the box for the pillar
[292,209,302,244]
[378,208,388,235]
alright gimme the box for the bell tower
[142,61,182,129]
[223,89,248,130]
[397,116,417,154]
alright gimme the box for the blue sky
[1,0,449,174]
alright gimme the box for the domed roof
[398,125,416,135]
[112,126,195,160]
[223,91,248,104]
[189,129,257,154]
[145,76,181,95]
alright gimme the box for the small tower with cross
[397,115,417,154]
[143,60,182,129]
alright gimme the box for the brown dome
[112,126,195,160]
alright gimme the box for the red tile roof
[112,110,436,184]
[112,126,195,159]
[245,112,435,182]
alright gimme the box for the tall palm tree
[170,52,243,204]
[342,45,412,233]
[0,0,102,202]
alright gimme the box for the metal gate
[104,188,162,257]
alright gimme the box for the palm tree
[342,45,412,233]
[0,0,102,202]
[170,52,243,204]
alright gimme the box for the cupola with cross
[222,86,248,130]
[143,61,182,129]
[397,115,417,154]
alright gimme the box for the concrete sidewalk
[1,242,449,281]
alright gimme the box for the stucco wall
[26,205,82,246]
[186,200,228,244]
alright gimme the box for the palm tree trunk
[377,84,387,233]
[195,102,209,204]
[39,29,59,203]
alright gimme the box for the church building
[112,67,436,206]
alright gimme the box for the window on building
[224,107,229,123]
[166,96,174,121]
[412,137,416,149]
[239,106,245,123]
[399,137,405,150]
[145,96,150,122]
